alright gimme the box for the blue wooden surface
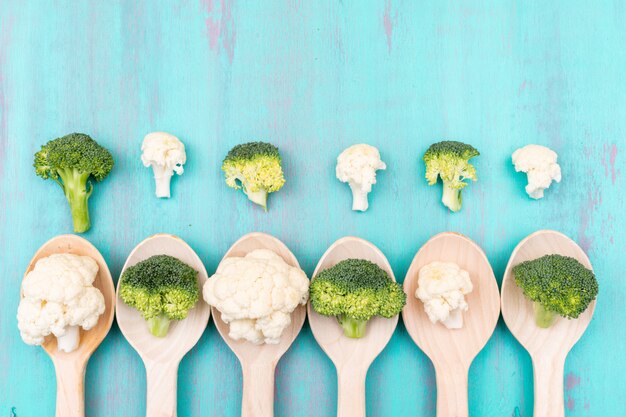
[0,1,624,416]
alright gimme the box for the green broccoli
[34,133,114,233]
[513,254,598,328]
[423,141,479,212]
[222,141,285,211]
[310,259,406,338]
[119,255,199,337]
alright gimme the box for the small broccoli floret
[310,259,406,338]
[119,255,199,337]
[222,141,285,211]
[423,141,479,212]
[513,254,598,328]
[34,133,114,232]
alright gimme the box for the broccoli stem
[57,325,80,353]
[441,184,462,212]
[245,189,268,211]
[533,302,558,328]
[350,186,369,211]
[59,168,92,233]
[148,315,171,337]
[152,165,173,198]
[337,315,368,338]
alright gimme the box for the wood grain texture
[22,235,115,417]
[116,234,211,417]
[211,232,306,417]
[501,230,596,417]
[307,237,399,417]
[0,1,624,416]
[402,232,500,417]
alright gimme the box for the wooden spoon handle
[241,362,276,417]
[145,361,179,417]
[435,365,469,417]
[54,360,86,417]
[337,367,367,417]
[532,355,565,417]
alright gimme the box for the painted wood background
[0,1,624,416]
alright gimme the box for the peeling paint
[565,372,581,390]
[383,0,394,52]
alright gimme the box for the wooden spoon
[210,232,306,417]
[21,234,115,417]
[501,230,596,417]
[402,232,500,417]
[116,234,210,417]
[307,237,399,417]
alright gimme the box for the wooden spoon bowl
[22,234,115,417]
[307,236,399,417]
[210,232,306,417]
[402,232,500,417]
[116,234,210,417]
[501,230,596,417]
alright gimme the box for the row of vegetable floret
[18,232,597,352]
[33,132,563,233]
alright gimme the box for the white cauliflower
[512,144,561,199]
[17,254,105,353]
[336,144,386,211]
[141,132,186,198]
[203,249,309,344]
[416,261,473,329]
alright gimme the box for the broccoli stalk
[423,141,479,212]
[513,254,598,329]
[337,314,368,338]
[34,133,114,233]
[222,141,285,211]
[310,259,406,339]
[119,255,200,337]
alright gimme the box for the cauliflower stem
[148,315,171,337]
[338,315,367,338]
[350,186,369,212]
[57,325,80,353]
[151,165,174,198]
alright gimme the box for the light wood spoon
[21,234,115,417]
[501,230,596,417]
[116,234,210,417]
[402,232,500,417]
[210,232,307,417]
[307,237,399,417]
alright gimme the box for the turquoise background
[0,1,624,416]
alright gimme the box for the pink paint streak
[565,372,580,390]
[383,0,394,52]
[0,15,14,179]
[578,189,600,252]
[201,0,237,63]
[566,396,575,411]
[518,80,528,95]
[601,143,619,184]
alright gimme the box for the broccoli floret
[119,255,199,337]
[310,259,406,338]
[222,141,285,211]
[34,133,114,233]
[423,141,479,212]
[513,254,598,328]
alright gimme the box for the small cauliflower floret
[141,132,186,198]
[17,254,105,353]
[336,144,387,211]
[203,249,309,345]
[416,261,473,329]
[512,144,561,199]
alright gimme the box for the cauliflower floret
[203,249,309,344]
[17,254,105,352]
[512,144,561,199]
[416,261,473,329]
[336,144,386,211]
[141,132,186,198]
